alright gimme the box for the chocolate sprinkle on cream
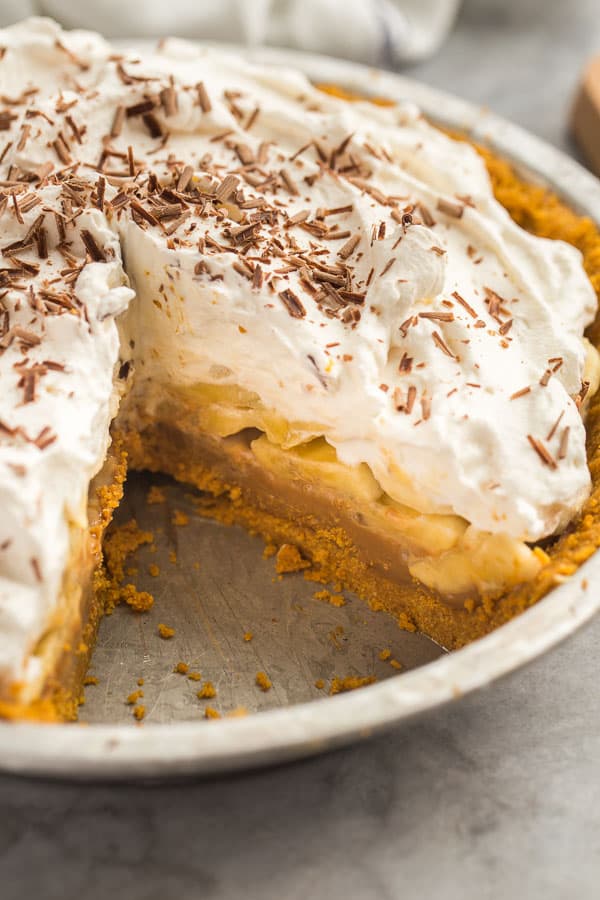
[527,435,558,470]
[510,386,531,400]
[558,426,570,460]
[431,331,457,359]
[110,104,125,137]
[30,557,42,582]
[419,311,454,323]
[451,291,477,317]
[337,234,360,259]
[215,174,238,202]
[417,203,436,227]
[436,198,464,218]
[196,81,212,112]
[546,410,565,442]
[80,229,106,262]
[279,289,305,318]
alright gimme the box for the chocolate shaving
[279,288,306,318]
[177,164,194,193]
[52,134,72,165]
[312,139,328,162]
[245,106,260,131]
[250,264,263,290]
[421,393,431,421]
[330,133,354,168]
[142,112,164,139]
[289,141,312,162]
[234,142,255,166]
[11,193,23,224]
[527,434,558,469]
[417,203,436,227]
[484,287,510,322]
[81,229,107,262]
[341,306,361,326]
[399,315,418,338]
[36,226,48,259]
[6,254,40,276]
[327,205,355,218]
[129,198,160,227]
[322,230,351,241]
[307,354,328,388]
[509,386,530,401]
[30,557,42,582]
[160,85,178,117]
[0,419,17,436]
[39,288,77,311]
[419,311,455,322]
[431,331,457,360]
[286,209,310,227]
[229,222,259,244]
[436,198,464,218]
[398,352,413,373]
[55,39,90,72]
[338,290,365,305]
[16,124,31,152]
[311,269,345,287]
[2,87,38,106]
[279,169,299,196]
[196,82,212,113]
[126,99,156,118]
[162,212,189,235]
[7,326,41,348]
[575,380,590,410]
[153,203,183,220]
[558,427,570,460]
[233,260,254,280]
[110,191,130,212]
[0,109,17,131]
[19,366,44,404]
[215,174,239,203]
[110,104,125,138]
[96,175,106,211]
[337,234,360,259]
[0,140,12,164]
[394,384,417,414]
[34,427,57,450]
[546,410,565,442]
[65,114,82,144]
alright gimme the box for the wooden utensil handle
[572,58,600,176]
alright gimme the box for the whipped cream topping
[0,17,597,687]
[0,184,132,684]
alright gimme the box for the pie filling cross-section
[1,18,600,719]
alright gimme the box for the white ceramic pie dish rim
[1,44,599,780]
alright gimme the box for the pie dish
[2,18,600,722]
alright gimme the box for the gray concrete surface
[2,1,600,897]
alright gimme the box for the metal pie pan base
[1,45,600,780]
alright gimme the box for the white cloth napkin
[0,0,462,66]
